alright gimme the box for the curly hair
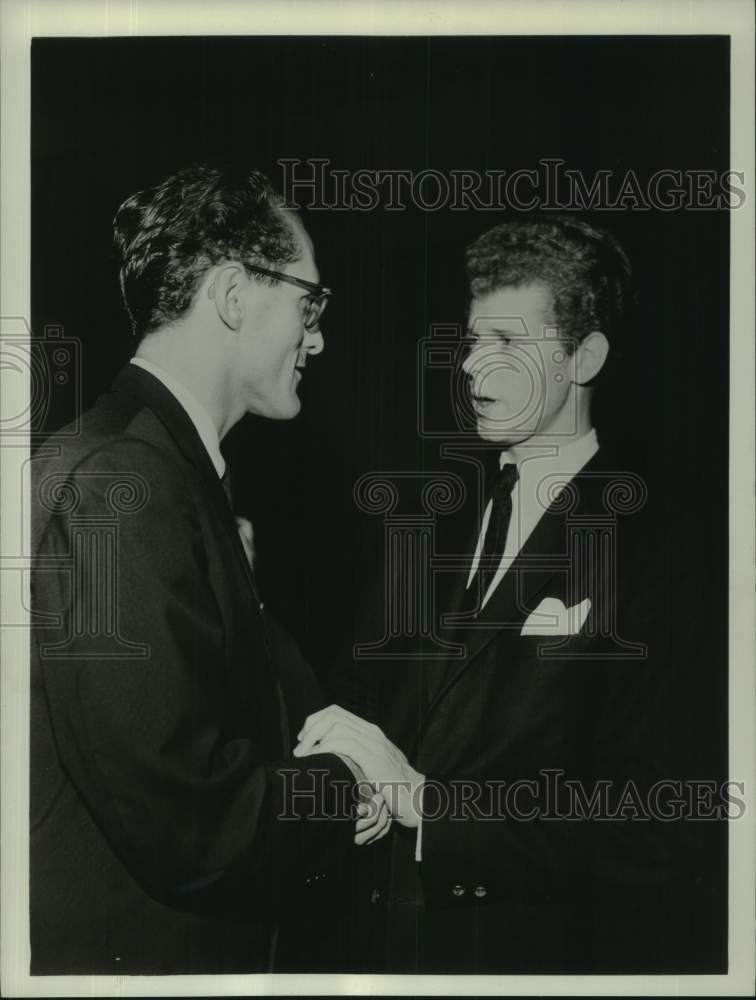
[113,164,300,339]
[465,215,634,353]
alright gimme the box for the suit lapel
[112,365,262,598]
[425,502,568,716]
[113,364,220,483]
[110,364,290,750]
[424,450,610,721]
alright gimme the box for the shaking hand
[294,705,425,829]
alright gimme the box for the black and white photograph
[1,1,754,995]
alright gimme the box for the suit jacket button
[451,884,466,897]
[370,889,382,903]
[474,885,487,899]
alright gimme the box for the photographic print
[1,1,754,996]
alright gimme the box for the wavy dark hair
[465,215,634,356]
[113,164,300,340]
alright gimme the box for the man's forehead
[468,281,554,326]
[293,248,319,285]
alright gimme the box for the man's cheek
[492,371,546,421]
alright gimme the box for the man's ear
[574,331,610,385]
[207,263,246,331]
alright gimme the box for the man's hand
[355,789,392,846]
[330,751,392,846]
[294,705,425,829]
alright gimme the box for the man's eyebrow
[467,325,526,336]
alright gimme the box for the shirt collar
[499,428,599,479]
[129,356,225,479]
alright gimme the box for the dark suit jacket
[30,364,355,975]
[340,446,727,974]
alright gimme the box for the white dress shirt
[467,429,599,609]
[129,356,225,479]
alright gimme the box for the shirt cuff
[414,781,425,862]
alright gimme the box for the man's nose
[304,327,324,355]
[462,342,491,376]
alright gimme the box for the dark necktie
[220,466,233,510]
[219,460,289,754]
[464,462,519,613]
[221,466,256,572]
[426,463,520,705]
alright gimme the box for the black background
[32,36,730,680]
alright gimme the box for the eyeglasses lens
[304,295,328,330]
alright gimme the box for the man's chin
[281,397,302,420]
[475,416,528,445]
[250,395,302,421]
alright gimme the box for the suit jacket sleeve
[32,438,354,905]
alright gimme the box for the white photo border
[1,1,753,996]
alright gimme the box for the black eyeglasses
[245,263,332,330]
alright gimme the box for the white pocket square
[520,596,591,636]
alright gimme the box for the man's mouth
[471,393,496,408]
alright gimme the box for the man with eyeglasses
[30,164,386,975]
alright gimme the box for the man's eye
[467,333,514,348]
